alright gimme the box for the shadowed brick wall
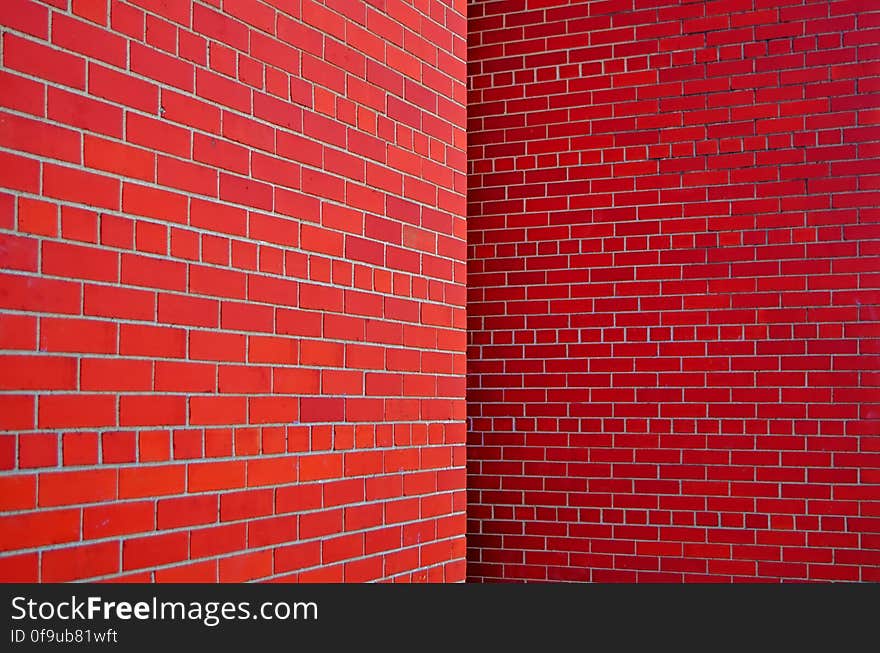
[0,0,467,582]
[467,0,879,581]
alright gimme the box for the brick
[0,152,40,196]
[322,369,363,395]
[0,0,48,38]
[42,241,118,283]
[48,87,123,138]
[3,33,85,89]
[123,183,188,224]
[158,494,218,529]
[190,523,246,558]
[248,515,298,548]
[110,5,142,40]
[299,508,343,540]
[157,156,218,197]
[223,110,275,152]
[158,293,219,328]
[18,433,57,468]
[99,431,135,464]
[0,435,13,468]
[0,474,36,511]
[168,429,201,460]
[274,540,321,574]
[135,220,167,255]
[298,452,343,482]
[43,164,119,210]
[218,365,270,394]
[322,533,364,564]
[190,396,248,426]
[188,461,246,492]
[247,335,296,365]
[38,469,117,506]
[155,361,216,393]
[193,4,249,51]
[84,136,155,182]
[365,525,401,555]
[119,464,185,499]
[89,63,159,113]
[39,394,116,429]
[120,324,186,358]
[219,550,273,582]
[121,253,187,291]
[246,275,298,307]
[42,541,119,582]
[0,553,39,582]
[138,430,171,462]
[244,456,295,487]
[40,317,116,355]
[220,301,274,332]
[84,284,155,321]
[52,12,125,66]
[274,482,322,516]
[301,225,344,258]
[99,214,134,248]
[0,112,81,163]
[189,265,247,300]
[248,396,298,424]
[123,531,188,570]
[220,488,273,521]
[0,314,36,350]
[0,355,76,390]
[303,169,345,202]
[126,112,191,158]
[62,432,98,465]
[196,68,251,114]
[83,501,155,539]
[253,93,301,132]
[276,131,323,169]
[0,509,79,552]
[161,90,219,133]
[144,14,176,53]
[228,0,276,40]
[130,41,193,91]
[219,172,273,211]
[273,367,321,394]
[191,197,248,236]
[189,330,247,362]
[0,70,44,117]
[323,479,364,507]
[300,397,345,423]
[120,395,187,427]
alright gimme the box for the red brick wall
[467,0,879,581]
[0,0,467,582]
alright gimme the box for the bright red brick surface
[467,0,880,581]
[0,0,467,582]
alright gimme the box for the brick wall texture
[467,0,880,582]
[0,0,468,582]
[1,0,877,585]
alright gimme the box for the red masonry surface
[467,0,880,581]
[1,0,877,585]
[0,0,468,582]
